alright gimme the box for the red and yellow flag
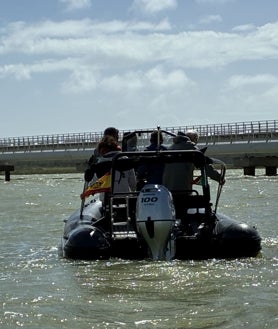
[80,172,111,199]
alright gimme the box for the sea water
[0,171,277,329]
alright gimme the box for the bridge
[0,119,278,176]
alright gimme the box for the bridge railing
[0,119,277,153]
[168,119,278,135]
[162,120,278,144]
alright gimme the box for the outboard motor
[136,184,176,260]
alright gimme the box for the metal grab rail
[0,119,277,153]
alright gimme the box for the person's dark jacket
[136,143,167,185]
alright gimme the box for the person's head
[150,130,163,145]
[176,131,190,141]
[103,127,119,141]
[123,132,137,151]
[98,135,121,155]
[185,129,199,144]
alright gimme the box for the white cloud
[199,15,223,25]
[0,64,31,80]
[61,66,195,94]
[2,20,278,67]
[218,74,278,115]
[195,0,235,4]
[228,74,278,89]
[132,0,177,15]
[0,19,171,52]
[61,67,98,93]
[217,73,278,120]
[0,59,78,80]
[232,24,256,33]
[59,0,92,11]
[263,85,278,102]
[1,19,278,95]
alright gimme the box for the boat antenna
[157,125,161,151]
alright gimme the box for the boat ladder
[110,194,138,239]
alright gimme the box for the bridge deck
[0,119,278,153]
[1,120,278,176]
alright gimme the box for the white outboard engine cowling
[136,184,176,260]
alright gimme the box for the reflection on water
[1,172,277,328]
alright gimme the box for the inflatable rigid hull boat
[61,136,261,261]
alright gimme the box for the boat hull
[61,209,261,260]
[175,213,261,260]
[62,225,110,260]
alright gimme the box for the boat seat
[171,191,210,219]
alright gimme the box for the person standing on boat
[136,130,167,186]
[163,131,224,191]
[162,132,197,191]
[85,135,136,193]
[184,130,225,185]
[88,127,120,166]
[122,131,138,151]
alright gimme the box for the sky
[1,0,278,138]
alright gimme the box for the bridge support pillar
[243,166,255,176]
[5,170,11,181]
[265,166,277,176]
[0,165,14,181]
